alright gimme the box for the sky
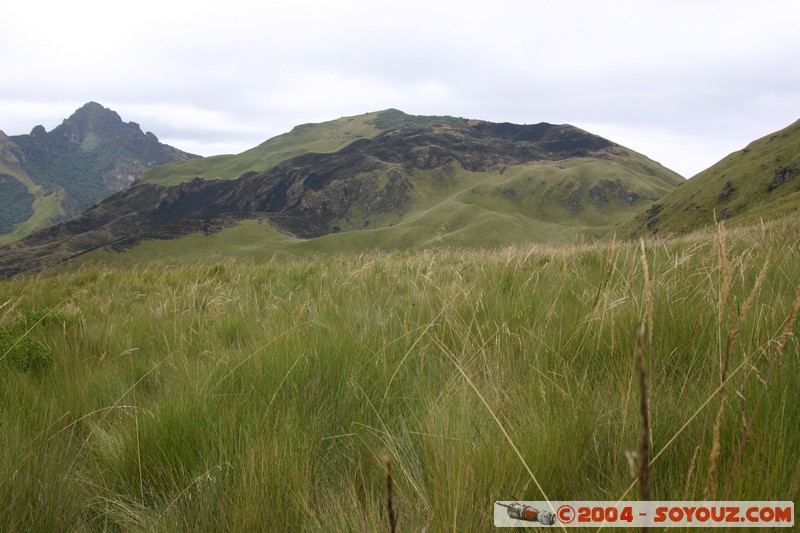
[1,0,798,178]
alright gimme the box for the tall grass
[0,214,798,531]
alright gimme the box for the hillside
[140,110,385,186]
[617,119,800,237]
[0,132,79,246]
[1,102,199,243]
[0,111,684,277]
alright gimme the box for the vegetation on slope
[618,119,800,237]
[0,175,34,233]
[1,213,798,531]
[70,156,681,272]
[0,133,76,246]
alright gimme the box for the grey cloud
[1,0,798,176]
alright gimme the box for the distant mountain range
[0,102,198,244]
[0,108,684,277]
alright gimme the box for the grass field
[1,214,798,531]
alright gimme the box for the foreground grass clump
[1,214,798,531]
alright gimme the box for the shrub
[0,317,56,376]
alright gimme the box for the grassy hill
[2,213,798,530]
[141,109,474,186]
[141,111,385,186]
[617,119,800,237]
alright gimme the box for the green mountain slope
[141,111,384,185]
[70,153,684,270]
[616,119,800,237]
[0,132,78,246]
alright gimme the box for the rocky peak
[7,102,200,211]
[54,101,128,142]
[70,101,122,124]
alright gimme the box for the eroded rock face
[102,159,147,191]
[770,166,797,189]
[590,179,639,206]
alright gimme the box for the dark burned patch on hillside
[470,121,613,156]
[0,120,626,278]
[364,122,614,173]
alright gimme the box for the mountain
[616,119,800,237]
[0,102,199,244]
[0,110,684,278]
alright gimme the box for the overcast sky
[2,0,798,178]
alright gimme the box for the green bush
[0,310,62,375]
[0,319,55,376]
[18,307,69,329]
[369,109,467,131]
